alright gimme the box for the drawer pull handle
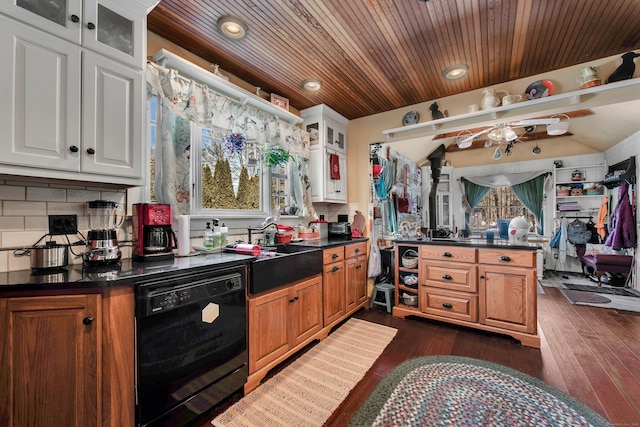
[355,248,361,253]
[442,274,452,280]
[442,252,452,257]
[82,317,93,325]
[442,302,453,309]
[332,266,340,273]
[332,253,339,259]
[499,255,511,262]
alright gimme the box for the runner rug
[349,356,611,427]
[212,318,397,427]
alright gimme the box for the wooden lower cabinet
[346,254,367,312]
[246,274,323,393]
[393,243,539,348]
[0,288,134,427]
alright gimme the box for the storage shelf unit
[554,164,606,218]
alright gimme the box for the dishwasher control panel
[140,271,243,316]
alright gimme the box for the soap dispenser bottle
[220,222,228,247]
[204,222,214,250]
[212,219,221,248]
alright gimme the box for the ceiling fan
[455,116,568,149]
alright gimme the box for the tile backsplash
[0,178,128,272]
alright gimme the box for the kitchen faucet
[247,222,278,244]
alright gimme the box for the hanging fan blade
[456,127,492,148]
[509,118,560,127]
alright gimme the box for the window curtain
[462,179,490,232]
[146,61,311,216]
[512,174,547,235]
[464,171,550,234]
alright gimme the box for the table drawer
[345,242,367,258]
[323,247,344,264]
[478,249,535,268]
[423,260,477,292]
[421,245,476,263]
[421,287,478,322]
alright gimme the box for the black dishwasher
[135,264,247,427]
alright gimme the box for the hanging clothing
[605,182,636,250]
[595,195,609,241]
[558,217,568,266]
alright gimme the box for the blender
[84,200,124,265]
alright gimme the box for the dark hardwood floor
[198,283,640,426]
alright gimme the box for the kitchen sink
[249,244,322,294]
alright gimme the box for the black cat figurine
[429,102,448,120]
[607,51,640,83]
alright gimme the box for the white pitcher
[481,88,509,110]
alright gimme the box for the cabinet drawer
[478,249,535,268]
[323,247,344,264]
[421,245,476,263]
[421,287,477,322]
[345,242,367,259]
[422,260,477,293]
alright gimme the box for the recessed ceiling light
[217,16,248,40]
[301,79,322,92]
[443,64,468,80]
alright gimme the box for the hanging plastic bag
[550,227,562,248]
[368,244,382,278]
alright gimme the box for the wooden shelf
[382,78,640,141]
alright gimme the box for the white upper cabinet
[301,105,349,203]
[0,1,146,185]
[0,0,146,68]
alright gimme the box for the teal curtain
[512,174,546,235]
[463,179,490,232]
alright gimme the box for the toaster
[328,222,351,237]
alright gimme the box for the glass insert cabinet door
[3,0,144,67]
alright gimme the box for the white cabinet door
[0,16,81,171]
[0,0,83,44]
[83,51,143,178]
[83,0,146,68]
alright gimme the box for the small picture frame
[270,93,289,111]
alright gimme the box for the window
[470,186,535,232]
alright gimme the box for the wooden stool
[370,282,395,314]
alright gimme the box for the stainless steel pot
[30,244,69,269]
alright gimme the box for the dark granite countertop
[393,238,541,250]
[0,237,368,292]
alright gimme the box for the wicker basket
[401,250,418,269]
[401,293,418,306]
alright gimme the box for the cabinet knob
[70,14,80,23]
[332,253,339,259]
[480,275,485,279]
[82,317,93,325]
[332,266,340,273]
[442,274,452,280]
[442,302,453,309]
[289,296,299,303]
[69,145,79,153]
[442,252,452,257]
[356,265,362,269]
[86,148,96,155]
[499,255,511,262]
[87,22,96,30]
[355,248,361,253]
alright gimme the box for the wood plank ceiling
[148,0,640,121]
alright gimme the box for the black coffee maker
[132,203,177,261]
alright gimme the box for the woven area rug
[561,289,612,304]
[349,356,611,427]
[563,283,640,297]
[212,318,397,427]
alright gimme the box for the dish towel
[330,153,340,179]
[595,194,608,240]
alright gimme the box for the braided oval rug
[350,356,611,427]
